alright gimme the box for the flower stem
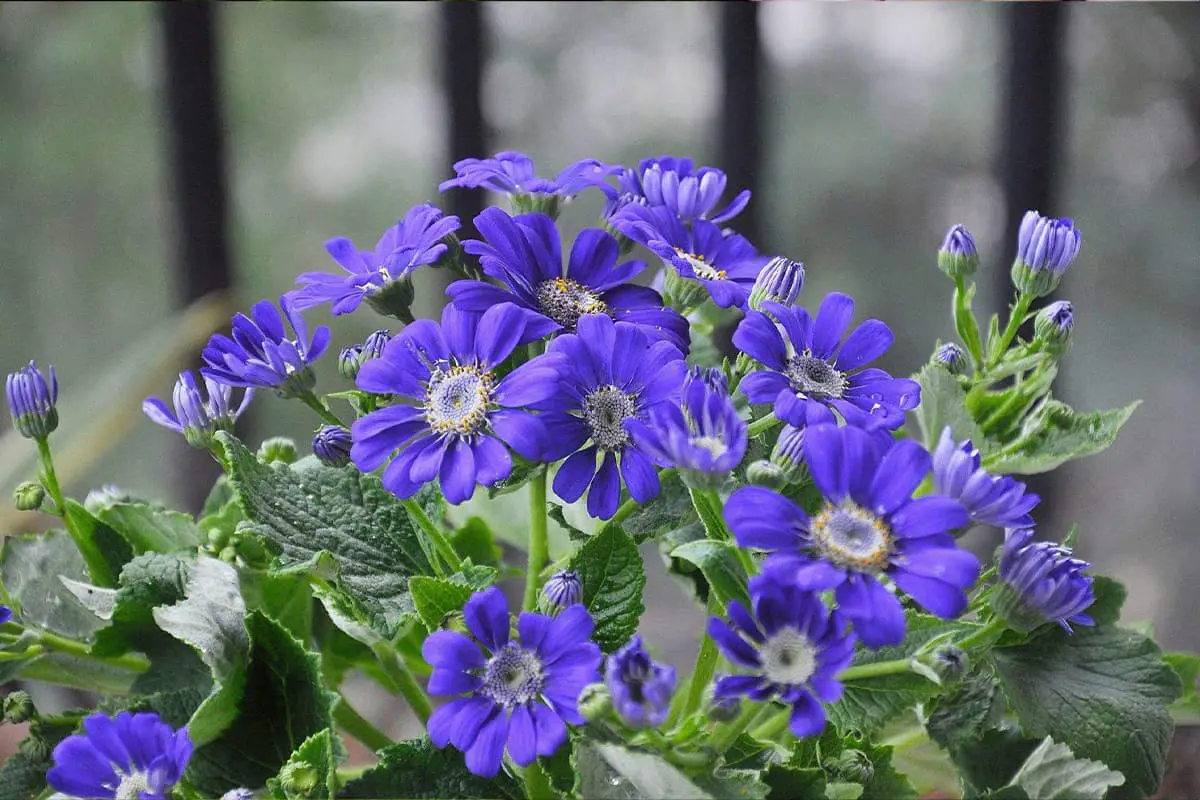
[953,276,985,372]
[522,761,556,800]
[987,292,1034,370]
[672,595,723,727]
[372,642,432,724]
[707,701,764,755]
[298,390,347,428]
[38,629,148,674]
[523,470,549,611]
[690,488,756,578]
[955,616,1009,652]
[37,438,114,587]
[402,498,461,575]
[749,706,791,741]
[334,694,394,752]
[837,657,916,682]
[746,412,780,439]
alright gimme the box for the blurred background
[2,0,1198,787]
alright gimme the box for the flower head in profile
[709,565,855,737]
[612,205,765,310]
[47,711,192,800]
[995,527,1095,633]
[932,342,968,375]
[350,303,559,504]
[448,208,689,353]
[440,151,616,217]
[312,425,352,468]
[726,424,978,648]
[1034,300,1074,355]
[6,360,58,440]
[201,296,330,398]
[1011,211,1081,297]
[937,224,979,279]
[423,587,602,777]
[734,294,920,432]
[932,426,1039,529]
[605,635,676,729]
[143,371,253,450]
[538,314,687,519]
[541,570,583,613]
[748,256,806,312]
[606,156,751,225]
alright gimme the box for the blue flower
[725,424,978,648]
[201,296,330,398]
[937,224,979,279]
[612,205,765,310]
[931,426,1039,529]
[290,204,460,317]
[734,295,920,432]
[626,366,747,490]
[996,528,1095,633]
[608,156,750,225]
[143,371,253,449]
[423,587,602,778]
[350,303,559,504]
[47,711,192,800]
[708,565,855,737]
[1011,211,1081,297]
[932,342,968,375]
[312,425,352,467]
[748,256,806,312]
[605,635,676,729]
[448,208,689,353]
[6,360,58,440]
[683,364,728,397]
[0,605,11,625]
[537,314,687,519]
[769,424,808,485]
[440,151,616,217]
[541,570,583,612]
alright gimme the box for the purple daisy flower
[201,296,330,399]
[447,207,689,353]
[612,204,765,310]
[0,605,12,624]
[143,371,253,450]
[47,711,192,800]
[350,303,559,504]
[733,295,920,432]
[538,314,688,519]
[439,151,616,216]
[606,156,751,225]
[6,360,58,440]
[996,528,1095,633]
[605,635,677,729]
[709,564,856,737]
[931,426,1039,529]
[1011,211,1082,297]
[423,587,602,778]
[290,204,460,318]
[725,424,978,648]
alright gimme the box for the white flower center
[812,502,893,572]
[761,628,817,686]
[692,435,729,458]
[582,385,637,451]
[425,365,493,435]
[536,277,608,329]
[673,247,727,281]
[112,771,151,800]
[482,643,545,707]
[786,352,847,400]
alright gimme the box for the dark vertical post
[996,3,1069,522]
[718,1,763,246]
[160,3,234,511]
[440,2,487,242]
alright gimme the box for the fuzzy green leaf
[1,530,104,640]
[566,524,645,652]
[669,539,750,608]
[575,741,711,799]
[911,364,985,454]
[619,471,697,543]
[266,728,343,800]
[1007,737,1124,799]
[95,502,202,553]
[338,737,522,799]
[983,400,1140,475]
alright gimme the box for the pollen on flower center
[674,247,727,281]
[812,502,893,572]
[583,385,638,451]
[786,352,847,400]
[761,628,817,686]
[112,771,151,800]
[481,643,545,707]
[692,435,729,458]
[536,277,609,329]
[425,364,493,435]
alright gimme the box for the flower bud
[937,224,979,280]
[826,749,874,783]
[278,760,319,797]
[364,273,417,324]
[221,790,256,800]
[83,484,141,514]
[258,437,298,465]
[708,692,742,722]
[13,481,45,512]
[769,425,808,485]
[746,460,786,491]
[337,345,363,380]
[1011,211,1081,298]
[928,645,969,683]
[312,426,352,468]
[1034,300,1073,356]
[539,570,583,615]
[6,361,58,441]
[361,329,392,362]
[931,342,968,376]
[748,256,805,312]
[578,682,613,724]
[3,691,35,724]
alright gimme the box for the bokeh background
[2,0,1199,789]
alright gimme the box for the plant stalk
[37,438,114,587]
[403,498,461,574]
[335,694,394,752]
[523,470,549,611]
[987,292,1034,370]
[372,642,432,724]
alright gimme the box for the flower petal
[725,486,809,552]
[464,708,509,778]
[463,587,510,652]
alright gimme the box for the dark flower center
[425,365,493,435]
[583,385,637,451]
[812,502,893,572]
[673,247,727,281]
[760,628,817,686]
[786,352,847,400]
[536,277,608,329]
[481,643,545,707]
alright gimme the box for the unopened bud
[278,760,318,797]
[932,342,968,376]
[769,425,808,485]
[746,460,786,491]
[1011,211,1081,298]
[937,224,979,280]
[361,330,392,362]
[826,749,874,783]
[337,345,363,380]
[1034,300,1074,356]
[929,645,969,683]
[539,570,583,615]
[13,481,45,512]
[258,437,297,465]
[748,256,805,312]
[578,682,613,724]
[3,691,35,724]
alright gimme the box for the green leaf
[201,475,237,517]
[983,400,1140,475]
[64,499,134,580]
[449,516,501,566]
[696,769,770,800]
[1008,737,1124,799]
[218,432,435,639]
[0,751,52,800]
[409,576,475,631]
[952,726,1041,797]
[338,737,522,799]
[196,498,246,543]
[825,783,864,800]
[266,728,343,800]
[575,741,711,799]
[911,364,985,454]
[2,530,104,639]
[1164,652,1200,708]
[93,552,192,657]
[764,765,826,800]
[95,502,202,553]
[1086,575,1126,627]
[989,623,1181,798]
[566,525,645,652]
[619,470,697,543]
[186,612,337,796]
[239,569,313,642]
[925,669,1004,751]
[548,502,591,542]
[669,539,750,608]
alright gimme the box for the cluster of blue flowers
[4,149,1103,793]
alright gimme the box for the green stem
[837,657,915,682]
[522,470,549,611]
[691,488,756,578]
[880,724,929,753]
[707,702,764,755]
[953,276,985,372]
[955,616,1009,652]
[746,412,780,439]
[372,642,432,724]
[522,761,556,800]
[987,292,1034,370]
[402,498,461,574]
[37,438,113,587]
[39,629,148,673]
[673,595,723,725]
[334,694,393,752]
[749,707,791,741]
[298,390,348,428]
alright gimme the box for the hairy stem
[691,488,756,578]
[372,642,433,725]
[403,498,461,575]
[707,701,766,755]
[837,657,917,682]
[334,694,394,752]
[987,292,1034,370]
[672,595,723,727]
[39,629,148,674]
[523,470,549,611]
[37,438,114,587]
[746,412,780,439]
[298,390,348,428]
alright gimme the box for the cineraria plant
[0,150,1193,800]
